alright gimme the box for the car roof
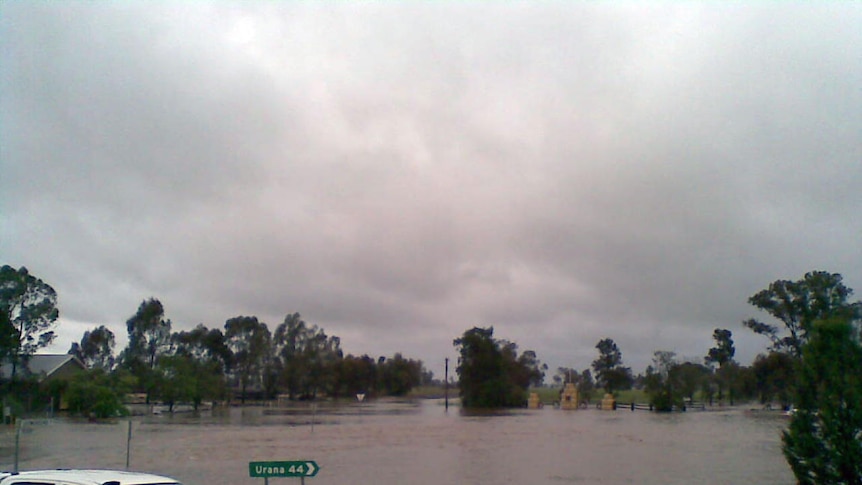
[0,469,181,485]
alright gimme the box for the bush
[65,370,128,418]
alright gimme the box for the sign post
[250,461,319,485]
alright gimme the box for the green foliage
[644,351,684,412]
[753,351,796,407]
[379,353,423,396]
[121,299,172,401]
[65,369,129,418]
[454,327,543,408]
[69,325,116,370]
[744,271,861,357]
[591,338,633,393]
[705,328,735,367]
[224,315,272,402]
[331,354,377,398]
[704,328,737,403]
[272,313,341,400]
[673,362,710,401]
[782,318,862,484]
[0,265,59,369]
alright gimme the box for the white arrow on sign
[305,461,317,476]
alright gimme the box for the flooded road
[1,399,794,484]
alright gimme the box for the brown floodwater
[0,399,794,484]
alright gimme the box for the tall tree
[782,317,862,483]
[591,338,633,394]
[172,324,231,371]
[121,298,172,401]
[744,271,861,357]
[272,313,342,400]
[0,265,59,376]
[224,316,271,403]
[123,298,172,370]
[168,324,230,408]
[69,325,116,370]
[705,328,736,403]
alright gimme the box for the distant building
[0,354,86,381]
[0,354,86,412]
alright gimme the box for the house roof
[0,354,86,379]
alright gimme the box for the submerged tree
[224,315,271,403]
[644,351,682,412]
[273,313,342,400]
[782,317,862,484]
[120,298,172,402]
[454,327,543,408]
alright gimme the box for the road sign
[249,461,319,478]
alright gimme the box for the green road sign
[249,461,319,478]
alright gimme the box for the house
[0,354,86,381]
[0,354,87,411]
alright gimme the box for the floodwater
[0,399,794,484]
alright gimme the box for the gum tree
[744,271,861,357]
[0,265,59,378]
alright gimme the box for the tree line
[0,265,431,417]
[3,264,860,481]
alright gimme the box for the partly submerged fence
[609,400,707,412]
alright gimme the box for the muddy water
[1,399,793,484]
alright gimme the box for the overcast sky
[2,3,860,379]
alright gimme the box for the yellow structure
[528,392,542,409]
[601,393,616,410]
[560,383,579,410]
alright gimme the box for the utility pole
[444,358,449,411]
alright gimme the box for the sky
[1,3,860,381]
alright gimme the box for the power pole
[444,358,449,411]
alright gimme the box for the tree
[782,317,862,483]
[705,328,736,403]
[454,327,541,408]
[65,368,130,418]
[379,353,423,396]
[331,354,377,398]
[272,313,342,400]
[167,324,230,409]
[0,310,19,365]
[120,298,172,401]
[644,351,683,412]
[752,351,796,409]
[123,298,172,370]
[674,362,710,401]
[69,325,116,370]
[0,265,59,377]
[591,338,633,394]
[577,369,595,404]
[224,315,271,403]
[744,271,861,357]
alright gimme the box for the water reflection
[0,399,794,485]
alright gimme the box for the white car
[0,469,183,485]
